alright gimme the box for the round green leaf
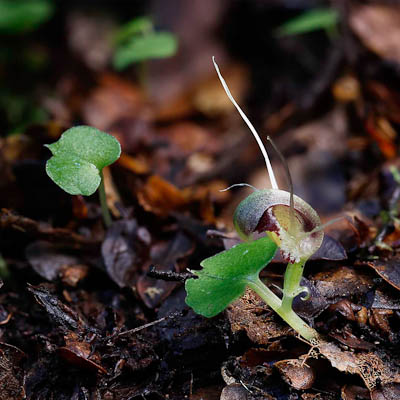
[185,236,278,317]
[113,32,178,70]
[45,126,121,196]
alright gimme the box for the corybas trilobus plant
[185,57,330,343]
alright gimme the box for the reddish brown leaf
[137,175,191,216]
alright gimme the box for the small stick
[147,265,195,282]
[117,317,166,337]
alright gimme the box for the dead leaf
[26,241,81,281]
[310,235,347,261]
[59,332,107,374]
[82,74,145,131]
[312,266,374,301]
[363,258,400,291]
[60,264,89,287]
[0,343,25,400]
[341,385,370,400]
[350,4,400,64]
[318,340,400,391]
[137,232,193,308]
[226,289,291,344]
[101,219,147,288]
[274,359,315,390]
[137,175,191,216]
[371,383,400,400]
[117,153,150,175]
[365,114,397,159]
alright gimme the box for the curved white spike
[212,56,278,190]
[219,183,258,192]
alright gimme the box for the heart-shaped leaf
[185,236,277,317]
[45,126,121,196]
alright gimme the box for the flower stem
[99,171,112,228]
[281,261,305,313]
[246,277,319,342]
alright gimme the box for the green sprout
[112,16,178,88]
[0,0,54,34]
[276,7,339,38]
[185,58,330,343]
[45,126,121,227]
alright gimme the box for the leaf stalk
[247,276,318,342]
[99,171,112,227]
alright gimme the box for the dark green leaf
[113,32,178,70]
[0,0,54,34]
[45,126,121,196]
[185,237,277,317]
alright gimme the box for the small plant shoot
[276,7,338,37]
[45,126,121,227]
[185,58,328,343]
[113,16,178,71]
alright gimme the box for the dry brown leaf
[137,175,191,216]
[350,5,400,64]
[117,153,150,175]
[226,289,291,344]
[274,359,315,390]
[318,340,400,391]
[82,74,145,131]
[365,114,397,159]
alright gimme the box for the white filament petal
[212,56,278,190]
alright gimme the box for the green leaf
[45,126,121,196]
[276,7,338,37]
[185,236,277,317]
[113,32,178,70]
[114,16,153,45]
[0,0,54,34]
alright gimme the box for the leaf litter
[3,1,400,399]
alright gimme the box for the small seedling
[113,16,178,82]
[185,58,330,343]
[45,126,121,227]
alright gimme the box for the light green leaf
[276,7,338,37]
[185,236,277,317]
[113,32,178,70]
[0,0,54,34]
[45,126,121,196]
[114,16,153,45]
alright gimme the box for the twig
[147,265,195,282]
[117,317,166,337]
